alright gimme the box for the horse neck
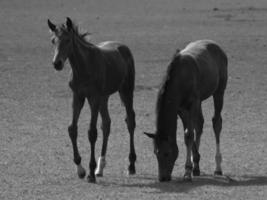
[68,35,94,80]
[156,92,179,142]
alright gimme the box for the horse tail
[118,45,135,93]
[215,45,228,93]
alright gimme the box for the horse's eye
[154,149,159,155]
[65,38,71,43]
[51,38,56,44]
[164,152,169,157]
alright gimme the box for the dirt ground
[0,0,266,199]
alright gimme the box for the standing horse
[47,17,136,183]
[145,40,228,182]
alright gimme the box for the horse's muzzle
[159,176,171,182]
[53,60,63,71]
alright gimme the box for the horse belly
[199,79,218,100]
[104,60,127,95]
[196,57,220,100]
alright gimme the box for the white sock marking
[95,156,106,175]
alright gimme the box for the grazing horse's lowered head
[144,132,178,182]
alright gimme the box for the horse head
[144,132,178,182]
[47,17,74,71]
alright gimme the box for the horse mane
[156,51,180,133]
[60,22,92,47]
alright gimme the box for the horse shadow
[105,174,267,194]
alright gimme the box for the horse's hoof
[87,175,96,183]
[127,170,136,176]
[95,157,106,177]
[159,176,171,182]
[77,165,86,179]
[193,168,200,176]
[214,170,223,176]
[95,168,104,177]
[95,172,103,177]
[128,165,136,175]
[183,174,192,182]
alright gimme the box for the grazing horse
[145,40,228,182]
[47,17,136,183]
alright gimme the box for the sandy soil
[0,0,266,199]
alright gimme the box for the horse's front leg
[87,96,100,183]
[181,100,199,181]
[184,126,194,181]
[95,96,111,177]
[68,93,86,178]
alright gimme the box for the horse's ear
[172,48,180,59]
[66,17,73,31]
[144,132,156,139]
[47,19,56,32]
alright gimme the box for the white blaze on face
[53,47,59,64]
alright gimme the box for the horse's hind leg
[192,106,204,176]
[119,90,136,175]
[212,91,225,175]
[95,96,111,177]
[68,93,86,179]
[87,96,101,183]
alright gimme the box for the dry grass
[0,0,266,199]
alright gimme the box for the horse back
[180,40,228,100]
[96,41,135,94]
